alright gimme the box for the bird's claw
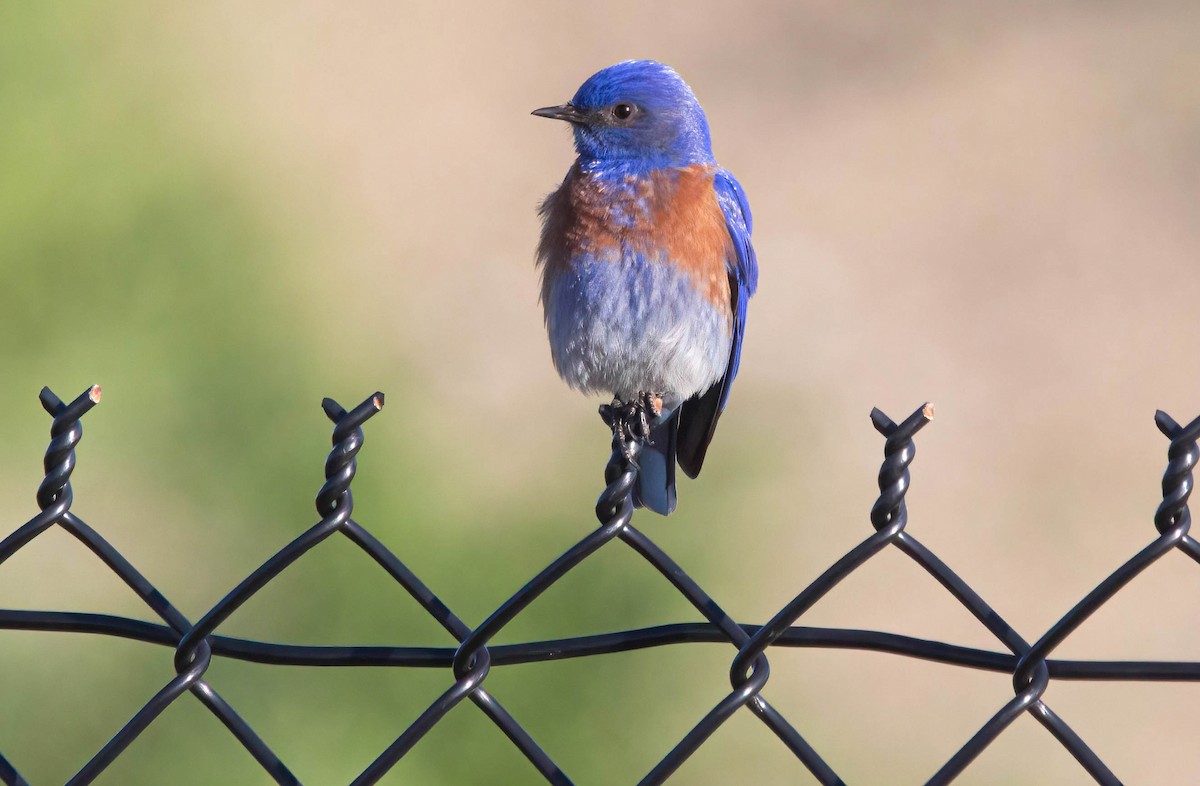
[599,392,665,465]
[640,391,663,419]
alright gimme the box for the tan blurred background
[2,1,1199,783]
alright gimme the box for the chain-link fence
[2,385,1198,785]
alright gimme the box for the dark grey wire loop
[4,388,1200,786]
[3,387,300,786]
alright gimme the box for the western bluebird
[533,60,759,516]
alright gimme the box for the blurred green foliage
[0,6,781,784]
[10,1,1197,784]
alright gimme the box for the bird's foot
[599,392,665,464]
[640,391,664,419]
[599,399,644,464]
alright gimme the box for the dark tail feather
[676,382,725,479]
[632,410,678,516]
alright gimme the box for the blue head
[533,60,714,171]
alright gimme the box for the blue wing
[712,169,758,408]
[674,168,758,479]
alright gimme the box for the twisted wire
[868,403,932,530]
[172,394,383,673]
[1,387,298,786]
[934,411,1200,784]
[0,387,99,563]
[1153,410,1199,534]
[5,387,1200,785]
[354,407,647,785]
[35,386,99,512]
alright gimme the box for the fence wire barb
[2,385,1199,785]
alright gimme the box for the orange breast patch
[538,164,733,317]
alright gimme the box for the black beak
[531,104,586,125]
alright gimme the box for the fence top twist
[5,385,1200,786]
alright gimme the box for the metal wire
[2,385,1198,785]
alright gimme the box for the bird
[533,60,759,516]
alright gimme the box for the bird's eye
[612,103,635,121]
